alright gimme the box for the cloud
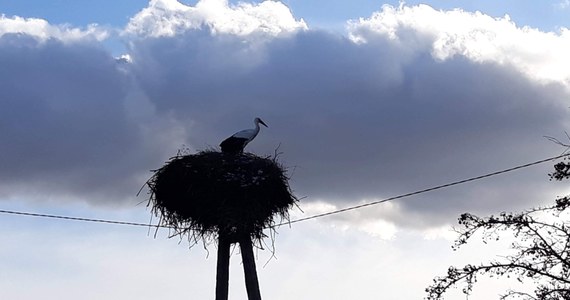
[126,2,570,226]
[0,205,517,300]
[124,0,307,38]
[348,4,570,85]
[0,14,108,42]
[556,0,570,9]
[0,30,185,204]
[2,2,570,228]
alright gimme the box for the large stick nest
[147,150,297,244]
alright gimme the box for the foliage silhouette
[426,162,570,300]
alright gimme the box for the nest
[146,150,297,244]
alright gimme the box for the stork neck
[248,123,259,140]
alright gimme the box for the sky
[1,0,570,299]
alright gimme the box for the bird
[220,117,268,154]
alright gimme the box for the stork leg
[239,235,262,300]
[215,232,231,300]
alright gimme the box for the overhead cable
[1,153,568,228]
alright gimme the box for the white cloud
[422,226,457,240]
[348,4,570,86]
[125,0,307,38]
[556,0,570,9]
[0,14,108,42]
[297,201,398,239]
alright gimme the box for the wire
[0,209,168,228]
[0,153,568,228]
[274,152,570,227]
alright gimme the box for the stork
[220,117,268,154]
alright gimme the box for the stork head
[255,117,268,128]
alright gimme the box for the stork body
[220,117,268,154]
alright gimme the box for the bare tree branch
[426,186,570,299]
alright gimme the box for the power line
[0,153,568,228]
[0,209,167,228]
[275,152,570,227]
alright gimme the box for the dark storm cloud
[0,34,169,203]
[128,29,569,225]
[2,2,569,227]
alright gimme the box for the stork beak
[259,119,268,127]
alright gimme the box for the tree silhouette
[146,150,297,300]
[426,161,570,300]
